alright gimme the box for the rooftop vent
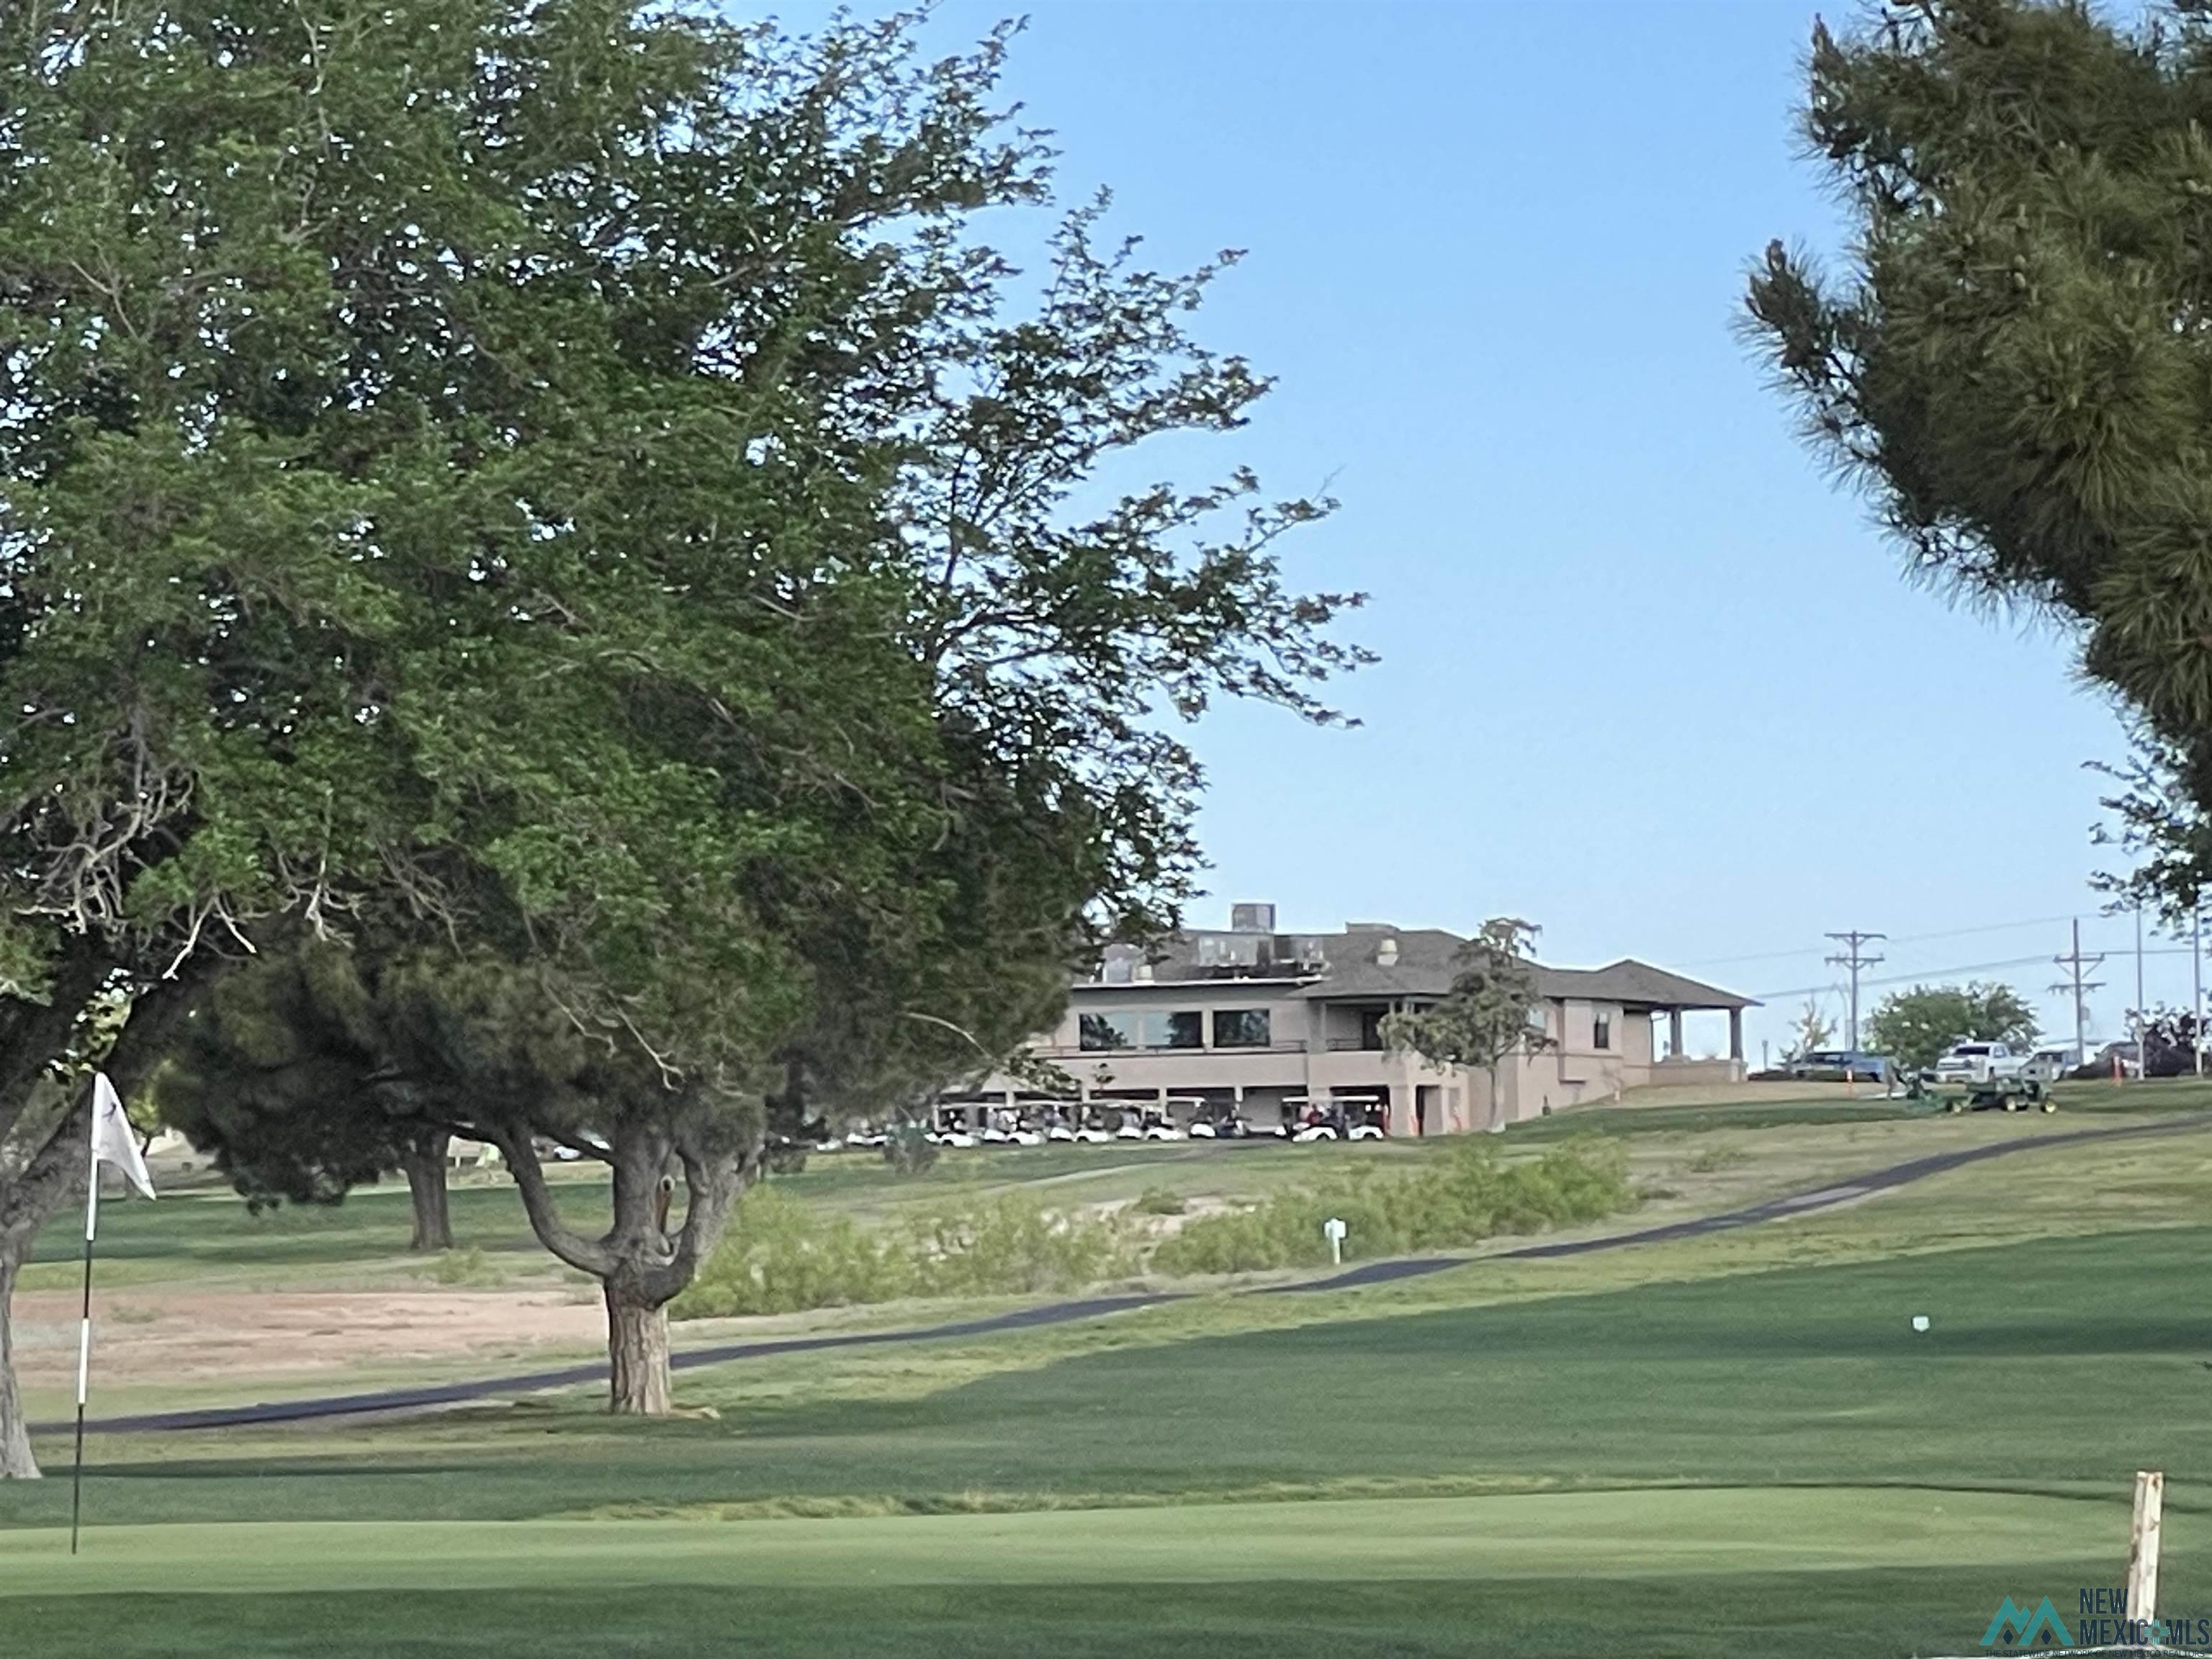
[1229,902,1276,935]
[1375,937,1400,968]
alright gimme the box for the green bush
[895,1195,1136,1298]
[1129,1187,1188,1216]
[675,1141,1631,1318]
[883,1124,940,1177]
[1151,1138,1632,1277]
[673,1185,1133,1320]
[429,1244,493,1285]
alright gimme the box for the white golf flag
[90,1072,154,1201]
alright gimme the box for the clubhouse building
[949,904,1756,1136]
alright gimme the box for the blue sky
[894,1,2177,1058]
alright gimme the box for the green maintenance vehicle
[1905,1043,2058,1115]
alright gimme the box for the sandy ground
[10,1289,605,1389]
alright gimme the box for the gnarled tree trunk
[0,1253,35,1480]
[498,1109,750,1418]
[401,1130,453,1253]
[604,1279,673,1416]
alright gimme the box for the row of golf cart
[824,1095,1390,1151]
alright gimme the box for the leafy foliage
[1745,0,2212,910]
[0,0,1367,1429]
[670,1183,1136,1318]
[1380,920,1550,1126]
[1149,1140,1634,1277]
[1863,983,2039,1074]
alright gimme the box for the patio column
[1668,1008,1684,1061]
[1728,1008,1744,1061]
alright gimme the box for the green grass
[6,1096,2212,1655]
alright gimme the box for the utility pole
[2135,905,2146,1053]
[2053,918,2105,1067]
[1825,930,1885,1051]
[2194,904,2204,1077]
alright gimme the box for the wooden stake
[2128,1470,2164,1628]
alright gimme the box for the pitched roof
[1534,960,1756,1011]
[1106,925,1755,1010]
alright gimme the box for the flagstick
[69,1137,99,1557]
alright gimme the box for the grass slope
[4,1093,2209,1657]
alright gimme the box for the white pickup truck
[1928,1041,2026,1085]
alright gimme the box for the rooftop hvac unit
[1194,932,1261,970]
[1229,902,1277,935]
[1099,943,1143,984]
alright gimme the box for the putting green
[0,1485,2128,1598]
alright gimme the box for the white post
[2195,909,2204,1076]
[1323,1216,1346,1266]
[2128,1470,2164,1632]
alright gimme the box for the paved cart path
[48,1115,2203,1436]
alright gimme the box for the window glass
[1592,1013,1611,1051]
[1079,1011,1136,1051]
[1213,1008,1273,1048]
[1140,1011,1204,1050]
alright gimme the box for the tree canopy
[1381,920,1549,1130]
[1745,0,2212,915]
[1863,982,2040,1074]
[0,0,1367,1444]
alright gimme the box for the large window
[1140,1011,1204,1051]
[1213,1008,1273,1048]
[1591,1012,1611,1051]
[1079,1011,1136,1052]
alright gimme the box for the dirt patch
[10,1288,603,1387]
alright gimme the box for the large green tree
[1864,982,2040,1075]
[1745,0,2212,921]
[1381,920,1550,1132]
[156,945,462,1254]
[4,0,1364,1441]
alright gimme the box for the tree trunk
[604,1280,671,1416]
[0,1249,37,1480]
[402,1133,453,1254]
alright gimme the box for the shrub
[1129,1187,1188,1216]
[430,1245,493,1285]
[896,1195,1136,1297]
[675,1187,1133,1319]
[1150,1138,1632,1277]
[884,1123,940,1177]
[674,1183,910,1318]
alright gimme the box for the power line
[1681,912,2082,970]
[1824,930,1885,1050]
[1753,953,2052,1002]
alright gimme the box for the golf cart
[1907,1072,2057,1115]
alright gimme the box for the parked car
[1787,1050,1888,1081]
[1786,1049,1849,1078]
[2025,1044,2082,1083]
[2092,1040,2145,1079]
[1929,1041,2025,1085]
